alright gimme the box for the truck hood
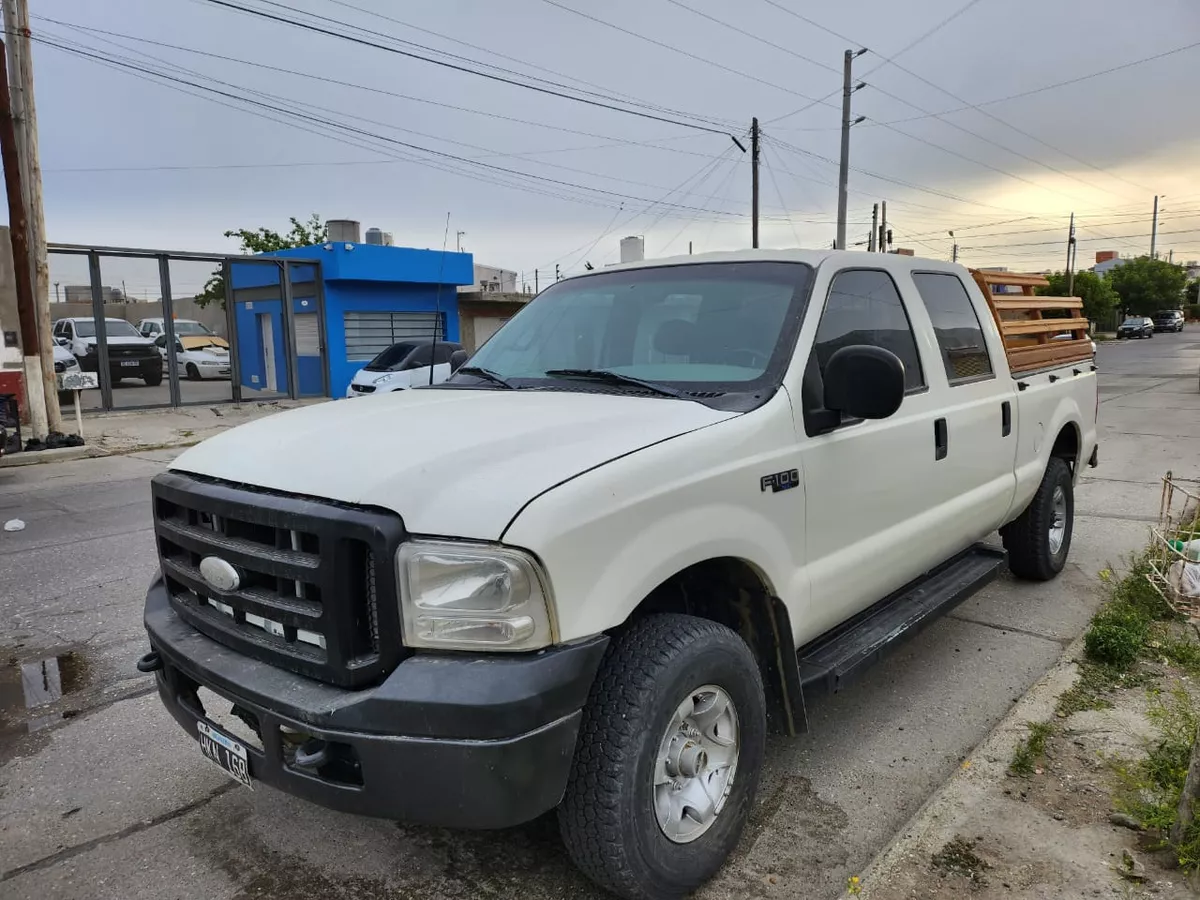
[170,389,738,540]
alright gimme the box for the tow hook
[294,739,329,769]
[136,650,163,673]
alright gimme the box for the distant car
[137,318,220,340]
[1117,316,1154,339]
[153,333,231,380]
[1152,309,1185,333]
[345,338,465,397]
[53,317,162,385]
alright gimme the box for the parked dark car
[1153,309,1185,333]
[1117,316,1154,339]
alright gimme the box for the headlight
[373,373,395,385]
[397,542,556,651]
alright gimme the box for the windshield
[365,342,419,370]
[456,261,813,406]
[173,321,213,336]
[74,319,141,339]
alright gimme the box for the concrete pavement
[1,331,1197,899]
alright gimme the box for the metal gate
[46,244,329,412]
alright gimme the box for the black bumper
[143,578,607,829]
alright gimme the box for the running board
[798,545,1007,696]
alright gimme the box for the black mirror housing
[449,349,469,372]
[823,345,906,420]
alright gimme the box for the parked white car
[53,317,162,386]
[140,249,1098,900]
[53,343,81,403]
[137,318,220,340]
[152,333,231,380]
[345,338,465,397]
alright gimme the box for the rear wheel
[558,614,765,900]
[1002,457,1074,581]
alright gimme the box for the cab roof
[578,248,967,280]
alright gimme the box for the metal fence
[47,243,329,413]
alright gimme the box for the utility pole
[950,231,957,263]
[835,48,867,250]
[1065,212,1076,297]
[0,38,46,438]
[869,203,878,252]
[534,270,539,293]
[1150,195,1159,259]
[879,201,887,254]
[456,230,465,253]
[4,0,59,431]
[750,117,760,249]
[555,264,560,282]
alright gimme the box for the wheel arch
[624,556,806,736]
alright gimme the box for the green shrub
[1085,621,1145,668]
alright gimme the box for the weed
[1154,630,1200,675]
[1113,685,1200,871]
[1010,721,1056,776]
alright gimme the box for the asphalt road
[2,331,1198,899]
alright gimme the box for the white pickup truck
[138,250,1098,900]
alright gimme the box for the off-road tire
[1002,456,1073,581]
[558,614,766,900]
[143,368,163,387]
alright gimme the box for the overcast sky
[27,0,1200,297]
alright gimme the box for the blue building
[229,242,473,398]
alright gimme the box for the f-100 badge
[760,469,800,493]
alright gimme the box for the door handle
[934,417,948,460]
[1001,401,1012,437]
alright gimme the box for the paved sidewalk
[1,399,326,466]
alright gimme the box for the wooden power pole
[4,0,60,431]
[0,37,47,438]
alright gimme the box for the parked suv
[53,317,162,385]
[1117,316,1154,339]
[138,250,1098,900]
[1153,309,1185,333]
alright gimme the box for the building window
[343,311,445,360]
[294,313,321,356]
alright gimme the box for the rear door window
[911,272,994,384]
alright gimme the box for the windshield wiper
[542,368,685,399]
[455,365,514,389]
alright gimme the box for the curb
[846,632,1087,898]
[0,445,108,468]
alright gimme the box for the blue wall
[229,244,472,399]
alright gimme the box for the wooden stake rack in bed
[968,269,1094,375]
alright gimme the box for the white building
[458,264,518,295]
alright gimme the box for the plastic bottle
[1168,539,1200,562]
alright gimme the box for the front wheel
[143,368,163,387]
[558,614,766,900]
[1002,456,1074,581]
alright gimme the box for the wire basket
[1148,472,1200,619]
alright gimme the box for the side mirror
[449,349,468,372]
[55,337,69,347]
[823,345,906,420]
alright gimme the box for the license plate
[119,360,140,368]
[197,720,253,789]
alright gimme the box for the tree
[195,214,328,308]
[1037,270,1118,324]
[1106,256,1188,316]
[1187,279,1198,306]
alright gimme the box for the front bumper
[143,578,607,828]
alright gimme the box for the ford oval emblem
[199,556,241,593]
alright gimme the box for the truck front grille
[152,472,407,688]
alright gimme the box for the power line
[960,227,1200,251]
[191,0,736,136]
[39,35,760,221]
[37,16,728,161]
[536,0,825,103]
[761,145,802,247]
[766,0,988,123]
[875,38,1200,126]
